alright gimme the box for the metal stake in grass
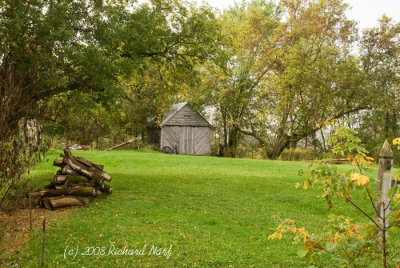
[41,218,46,266]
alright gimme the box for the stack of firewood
[29,148,113,210]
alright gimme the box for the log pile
[29,148,112,210]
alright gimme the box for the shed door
[178,126,211,155]
[193,127,211,155]
[179,126,195,155]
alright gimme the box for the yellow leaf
[350,173,370,187]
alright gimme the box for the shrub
[270,126,400,267]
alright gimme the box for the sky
[200,0,400,31]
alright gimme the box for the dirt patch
[0,205,71,264]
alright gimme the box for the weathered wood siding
[193,127,211,155]
[160,126,180,152]
[160,126,211,155]
[163,105,210,127]
[160,103,212,155]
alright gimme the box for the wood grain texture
[161,126,211,155]
[160,126,180,152]
[194,127,211,155]
[163,104,211,127]
[160,103,212,155]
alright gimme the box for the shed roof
[161,102,212,128]
[161,102,188,126]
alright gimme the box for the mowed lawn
[11,150,392,267]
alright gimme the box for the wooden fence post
[41,218,46,266]
[376,139,393,226]
[376,139,393,268]
[29,194,32,230]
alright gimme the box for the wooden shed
[160,102,212,155]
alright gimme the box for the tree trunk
[289,136,298,149]
[270,132,290,160]
[222,111,228,148]
[312,132,317,150]
[320,129,327,151]
[42,196,89,210]
[228,126,239,155]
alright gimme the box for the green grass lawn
[7,150,399,267]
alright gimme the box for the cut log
[29,186,96,197]
[53,159,65,168]
[44,181,69,189]
[96,192,108,198]
[61,165,79,175]
[44,183,55,189]
[99,172,111,182]
[42,196,89,210]
[99,183,113,195]
[76,156,93,168]
[89,176,104,187]
[54,175,67,184]
[74,182,92,188]
[104,137,140,151]
[93,164,104,171]
[104,185,113,195]
[75,156,104,171]
[63,148,111,182]
[36,150,113,210]
[54,175,89,185]
[67,175,90,184]
[54,182,67,190]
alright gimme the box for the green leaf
[297,248,309,258]
[325,242,336,252]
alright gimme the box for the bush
[270,126,400,267]
[279,148,336,161]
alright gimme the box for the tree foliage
[0,0,220,204]
[0,0,116,204]
[194,0,280,155]
[354,16,400,154]
[195,0,400,159]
